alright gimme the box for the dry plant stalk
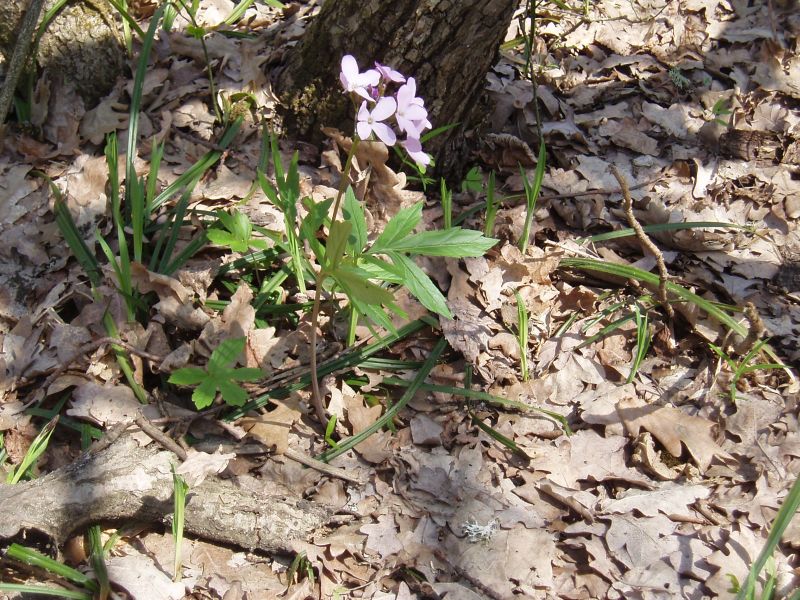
[610,165,675,320]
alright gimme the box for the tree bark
[0,435,332,557]
[276,0,516,179]
[0,0,125,106]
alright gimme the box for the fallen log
[0,435,333,556]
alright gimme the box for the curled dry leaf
[176,447,237,487]
[616,396,731,471]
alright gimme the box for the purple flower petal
[372,122,397,146]
[375,62,405,83]
[372,97,397,121]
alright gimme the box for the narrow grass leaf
[5,544,97,591]
[172,467,189,581]
[316,337,448,463]
[469,410,526,456]
[88,526,111,600]
[7,415,58,484]
[0,584,91,599]
[738,474,800,599]
[225,318,433,419]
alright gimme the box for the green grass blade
[561,257,791,378]
[6,415,58,483]
[54,199,102,288]
[88,526,111,600]
[469,410,526,456]
[380,376,571,433]
[156,183,195,274]
[518,139,546,252]
[738,475,800,599]
[627,305,650,383]
[225,317,433,419]
[514,289,529,381]
[484,170,498,236]
[316,337,448,463]
[172,467,189,581]
[0,584,91,599]
[5,544,98,591]
[579,221,747,244]
[150,118,242,211]
[440,178,452,230]
[126,3,165,208]
[105,0,145,38]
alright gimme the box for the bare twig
[135,412,188,460]
[732,302,767,356]
[28,336,163,403]
[283,448,361,484]
[610,165,674,320]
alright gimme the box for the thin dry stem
[610,165,674,320]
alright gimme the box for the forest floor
[1,0,799,598]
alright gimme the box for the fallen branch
[0,435,333,555]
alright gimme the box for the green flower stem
[309,136,360,423]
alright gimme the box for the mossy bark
[0,0,125,106]
[276,0,517,178]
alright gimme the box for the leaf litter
[0,0,799,598]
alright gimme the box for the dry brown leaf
[616,396,731,471]
[176,447,236,486]
[344,393,392,464]
[240,398,302,454]
[360,514,403,559]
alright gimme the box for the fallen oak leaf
[616,396,731,471]
[176,447,236,487]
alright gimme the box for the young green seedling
[518,139,546,252]
[6,415,58,484]
[709,338,784,404]
[207,208,269,253]
[169,337,262,409]
[514,289,529,382]
[171,466,189,581]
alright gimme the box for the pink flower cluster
[339,55,432,167]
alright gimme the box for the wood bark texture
[0,0,125,105]
[0,435,333,556]
[276,0,517,177]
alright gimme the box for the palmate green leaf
[390,252,451,318]
[208,337,246,372]
[369,202,423,254]
[217,379,248,406]
[343,186,367,254]
[206,230,243,251]
[377,227,498,257]
[193,378,217,409]
[171,343,260,410]
[168,367,207,386]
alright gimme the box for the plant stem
[309,136,360,424]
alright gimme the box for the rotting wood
[0,435,333,556]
